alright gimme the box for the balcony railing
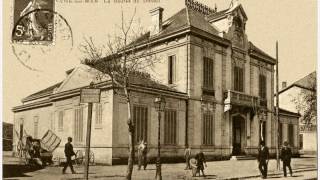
[224,90,259,108]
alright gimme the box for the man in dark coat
[280,141,293,177]
[62,137,76,174]
[195,151,207,177]
[257,141,269,179]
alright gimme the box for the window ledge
[202,87,215,96]
[94,126,103,129]
[168,84,177,88]
[200,144,215,148]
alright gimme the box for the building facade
[13,0,300,164]
[278,72,316,154]
[3,122,13,151]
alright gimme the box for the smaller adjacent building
[278,71,317,154]
[3,122,13,151]
[278,108,300,150]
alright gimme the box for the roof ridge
[185,6,191,26]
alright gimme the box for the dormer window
[234,17,242,29]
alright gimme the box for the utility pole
[84,101,93,180]
[275,41,280,170]
[81,82,101,179]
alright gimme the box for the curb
[222,168,317,180]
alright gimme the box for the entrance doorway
[232,115,245,155]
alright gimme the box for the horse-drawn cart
[16,130,61,166]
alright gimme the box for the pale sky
[3,0,317,123]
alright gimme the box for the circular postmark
[11,9,73,72]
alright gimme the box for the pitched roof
[159,8,189,37]
[22,82,62,103]
[278,71,316,95]
[186,8,219,34]
[128,7,220,47]
[293,71,316,90]
[278,107,300,117]
[126,72,181,93]
[248,42,276,64]
[206,9,228,21]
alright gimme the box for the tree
[292,72,317,129]
[79,9,159,180]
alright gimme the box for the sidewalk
[3,156,317,179]
[62,157,317,180]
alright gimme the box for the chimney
[149,7,164,36]
[282,81,287,89]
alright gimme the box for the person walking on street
[137,140,148,170]
[280,141,293,177]
[62,137,76,174]
[195,150,207,177]
[184,145,191,170]
[257,141,269,179]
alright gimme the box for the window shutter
[164,109,177,145]
[58,111,63,131]
[234,66,238,91]
[202,113,214,145]
[133,106,148,143]
[239,67,244,92]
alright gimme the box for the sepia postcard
[2,0,318,179]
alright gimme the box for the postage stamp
[11,8,73,71]
[12,0,55,44]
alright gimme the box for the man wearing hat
[257,141,269,179]
[62,137,76,174]
[280,141,293,177]
[137,140,148,170]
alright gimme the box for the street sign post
[80,88,101,103]
[80,85,101,180]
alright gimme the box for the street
[3,152,317,180]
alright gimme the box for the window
[33,116,39,138]
[168,55,176,84]
[259,74,267,99]
[279,123,283,145]
[95,103,103,127]
[202,113,214,145]
[74,107,84,143]
[50,113,55,131]
[58,111,64,131]
[233,66,244,92]
[19,118,24,140]
[203,57,214,89]
[288,124,294,146]
[164,110,177,145]
[133,106,148,143]
[261,121,266,142]
[299,134,303,149]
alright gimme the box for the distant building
[278,71,317,154]
[3,122,13,151]
[12,0,300,164]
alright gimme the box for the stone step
[230,155,256,160]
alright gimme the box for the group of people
[258,140,293,179]
[62,137,294,179]
[183,141,293,178]
[184,146,207,177]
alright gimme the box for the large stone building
[12,0,300,164]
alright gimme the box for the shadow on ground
[3,164,43,178]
